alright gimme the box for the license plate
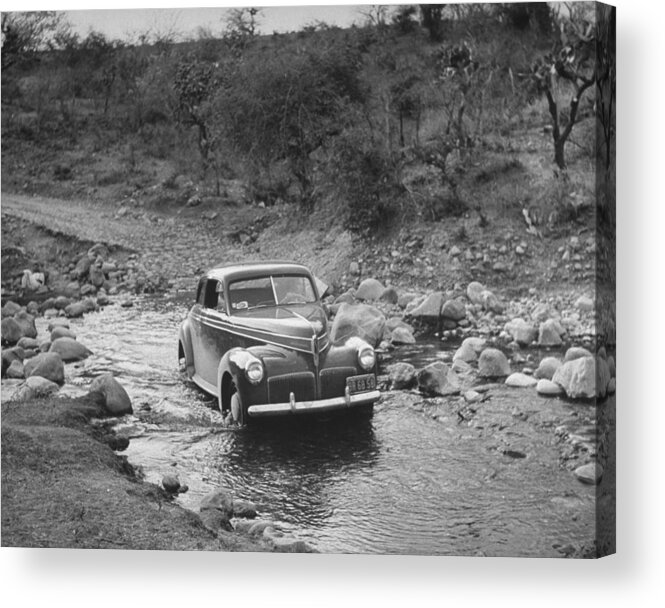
[346,374,376,394]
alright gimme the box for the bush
[330,131,403,235]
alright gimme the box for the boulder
[574,462,603,485]
[607,377,616,394]
[536,379,564,396]
[466,281,485,305]
[607,355,616,378]
[232,499,258,519]
[355,278,385,302]
[451,358,473,376]
[162,475,181,493]
[534,357,562,380]
[504,318,538,347]
[417,362,460,396]
[538,319,563,346]
[2,301,22,318]
[575,295,594,313]
[453,337,486,362]
[24,352,65,384]
[441,299,466,322]
[6,359,25,379]
[51,326,77,341]
[17,337,39,350]
[12,376,60,401]
[89,265,105,288]
[505,372,537,388]
[26,301,40,315]
[89,373,132,415]
[334,291,355,306]
[64,302,87,318]
[385,317,413,333]
[49,337,92,362]
[2,346,25,377]
[480,290,503,313]
[13,311,37,339]
[74,255,93,279]
[1,318,23,345]
[397,293,418,309]
[391,326,416,345]
[386,362,417,389]
[54,296,72,310]
[380,286,399,304]
[408,292,444,322]
[478,348,511,378]
[329,303,386,348]
[564,346,593,362]
[552,357,596,399]
[200,489,234,527]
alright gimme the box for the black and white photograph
[2,0,617,569]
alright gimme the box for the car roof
[204,261,312,283]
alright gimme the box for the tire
[228,380,246,426]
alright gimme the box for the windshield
[228,274,317,312]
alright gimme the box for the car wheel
[229,381,245,426]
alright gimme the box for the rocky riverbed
[1,193,615,556]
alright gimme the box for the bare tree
[1,11,68,70]
[528,8,595,170]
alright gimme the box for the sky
[2,2,395,41]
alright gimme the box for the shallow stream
[42,296,605,556]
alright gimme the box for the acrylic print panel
[0,2,615,557]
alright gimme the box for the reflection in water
[55,296,600,556]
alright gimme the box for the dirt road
[1,192,235,291]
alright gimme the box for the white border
[2,1,663,607]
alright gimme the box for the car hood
[229,304,329,352]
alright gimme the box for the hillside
[1,7,613,299]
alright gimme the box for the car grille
[319,367,357,400]
[268,372,316,403]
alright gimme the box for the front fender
[178,319,195,379]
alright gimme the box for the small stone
[574,462,603,485]
[505,372,537,388]
[536,379,564,396]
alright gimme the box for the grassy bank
[1,393,265,551]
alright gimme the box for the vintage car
[178,262,380,424]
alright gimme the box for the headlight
[245,359,264,384]
[358,344,376,370]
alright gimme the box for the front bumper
[247,389,381,418]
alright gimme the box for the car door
[192,278,237,390]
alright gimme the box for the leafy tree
[219,41,365,211]
[223,7,262,54]
[527,10,595,170]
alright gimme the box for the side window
[216,282,227,314]
[203,280,219,309]
[196,280,207,306]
